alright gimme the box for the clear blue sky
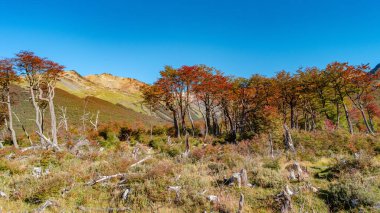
[1,0,379,83]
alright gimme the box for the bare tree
[80,98,90,132]
[0,59,19,148]
[89,110,100,131]
[58,106,69,132]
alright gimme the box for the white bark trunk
[6,91,18,148]
[48,91,58,145]
[30,86,44,145]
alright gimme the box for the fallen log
[34,200,56,213]
[87,156,151,186]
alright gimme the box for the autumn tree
[0,59,19,148]
[274,71,301,128]
[324,62,354,134]
[345,64,378,135]
[15,51,45,144]
[38,60,65,146]
[15,51,64,148]
[141,66,181,137]
[193,65,229,136]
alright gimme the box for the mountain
[12,71,170,132]
[370,63,380,74]
[85,73,145,94]
[57,71,147,114]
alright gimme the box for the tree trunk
[283,124,295,152]
[212,113,219,135]
[238,193,244,213]
[29,86,44,144]
[367,110,375,133]
[13,112,32,145]
[359,107,374,135]
[205,103,212,135]
[187,107,195,137]
[6,91,18,148]
[197,102,208,137]
[342,102,353,135]
[48,93,58,146]
[224,107,236,143]
[172,110,180,138]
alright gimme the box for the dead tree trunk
[240,169,248,187]
[58,106,69,132]
[238,193,244,213]
[90,110,100,131]
[275,185,293,213]
[283,124,295,152]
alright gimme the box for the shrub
[262,159,281,171]
[207,162,227,175]
[149,138,166,150]
[251,168,284,188]
[325,174,377,211]
[98,131,120,148]
[118,127,143,141]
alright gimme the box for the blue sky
[1,0,379,83]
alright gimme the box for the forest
[1,51,380,212]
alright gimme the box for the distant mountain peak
[85,72,145,93]
[370,63,380,74]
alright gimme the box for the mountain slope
[85,73,145,94]
[56,71,148,114]
[11,85,165,133]
[11,71,171,133]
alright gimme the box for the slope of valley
[57,71,146,114]
[11,71,170,132]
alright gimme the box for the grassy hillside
[56,71,147,114]
[11,85,164,136]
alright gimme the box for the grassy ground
[0,128,379,212]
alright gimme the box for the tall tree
[0,59,19,148]
[15,51,46,144]
[325,62,354,134]
[193,65,229,136]
[345,64,378,135]
[38,60,65,146]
